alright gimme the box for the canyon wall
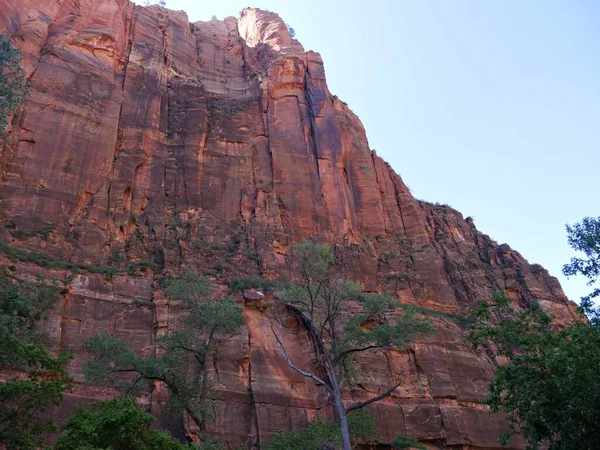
[0,1,578,448]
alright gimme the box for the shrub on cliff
[393,434,427,449]
[0,34,28,133]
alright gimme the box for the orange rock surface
[0,2,578,448]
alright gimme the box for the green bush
[55,397,189,450]
[228,277,285,294]
[393,434,426,449]
[264,410,377,450]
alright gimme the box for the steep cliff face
[0,2,578,448]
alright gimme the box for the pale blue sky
[139,0,600,303]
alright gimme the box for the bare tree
[271,241,433,450]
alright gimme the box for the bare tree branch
[334,344,381,365]
[345,381,402,413]
[269,318,334,396]
[124,375,148,395]
[109,368,144,374]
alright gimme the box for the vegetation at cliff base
[0,266,236,449]
[0,33,28,133]
[264,409,377,450]
[55,397,189,450]
[0,274,73,450]
[55,396,225,449]
[392,434,427,450]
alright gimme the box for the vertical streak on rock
[246,327,261,448]
[159,13,172,225]
[302,63,321,178]
[303,59,332,234]
[107,2,135,239]
[259,84,275,196]
[266,56,330,237]
[57,277,72,358]
[409,347,433,399]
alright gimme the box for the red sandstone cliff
[0,2,578,448]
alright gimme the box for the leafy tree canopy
[279,241,434,371]
[84,270,243,439]
[470,291,600,450]
[272,240,433,450]
[0,274,72,450]
[562,216,600,326]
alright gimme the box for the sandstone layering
[0,1,578,448]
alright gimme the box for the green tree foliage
[392,434,427,450]
[55,397,189,450]
[470,291,600,450]
[563,216,600,325]
[143,0,166,6]
[263,409,377,450]
[84,270,243,440]
[0,34,28,133]
[0,274,73,449]
[286,24,296,39]
[271,241,433,450]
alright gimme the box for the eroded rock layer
[0,2,577,448]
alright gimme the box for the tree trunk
[185,406,205,438]
[335,396,352,450]
[330,369,352,450]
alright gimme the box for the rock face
[0,2,578,449]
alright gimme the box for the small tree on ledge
[0,34,29,133]
[270,241,433,450]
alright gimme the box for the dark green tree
[271,241,433,450]
[84,269,243,442]
[0,274,73,449]
[470,291,600,450]
[0,34,28,132]
[55,397,189,450]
